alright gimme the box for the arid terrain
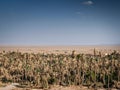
[0,45,120,54]
[0,45,120,90]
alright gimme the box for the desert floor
[0,45,120,54]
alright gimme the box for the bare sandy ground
[0,84,118,90]
[0,45,120,54]
[0,83,18,90]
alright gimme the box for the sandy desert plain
[0,45,120,90]
[0,45,120,54]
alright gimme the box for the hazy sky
[0,0,120,45]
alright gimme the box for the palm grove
[0,49,120,89]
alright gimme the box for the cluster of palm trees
[0,49,120,89]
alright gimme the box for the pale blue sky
[0,0,120,45]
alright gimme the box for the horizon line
[0,44,120,47]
